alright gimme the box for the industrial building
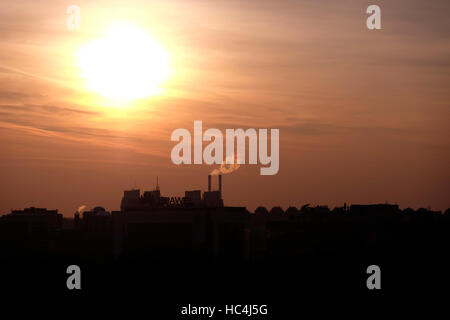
[120,174,224,210]
[112,174,249,261]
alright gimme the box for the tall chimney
[208,174,212,192]
[218,174,222,196]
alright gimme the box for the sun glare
[77,23,171,102]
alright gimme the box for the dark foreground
[1,205,450,315]
[1,249,449,317]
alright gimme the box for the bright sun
[78,23,171,101]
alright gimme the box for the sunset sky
[0,0,449,216]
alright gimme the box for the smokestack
[218,174,222,196]
[208,174,212,192]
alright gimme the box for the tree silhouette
[254,206,268,215]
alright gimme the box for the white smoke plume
[211,155,240,175]
[77,205,86,214]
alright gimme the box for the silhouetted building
[350,204,399,218]
[185,190,202,207]
[112,175,243,260]
[120,175,224,211]
[0,206,62,236]
[0,207,62,254]
[78,206,113,257]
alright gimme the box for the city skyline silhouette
[2,171,449,218]
[1,176,449,300]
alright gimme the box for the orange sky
[0,0,449,215]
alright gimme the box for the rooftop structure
[120,174,224,211]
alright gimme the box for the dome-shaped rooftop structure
[92,206,110,216]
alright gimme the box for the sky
[0,0,449,216]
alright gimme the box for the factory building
[120,175,224,210]
[112,174,248,261]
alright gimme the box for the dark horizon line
[2,203,450,217]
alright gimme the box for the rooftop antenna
[156,176,160,191]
